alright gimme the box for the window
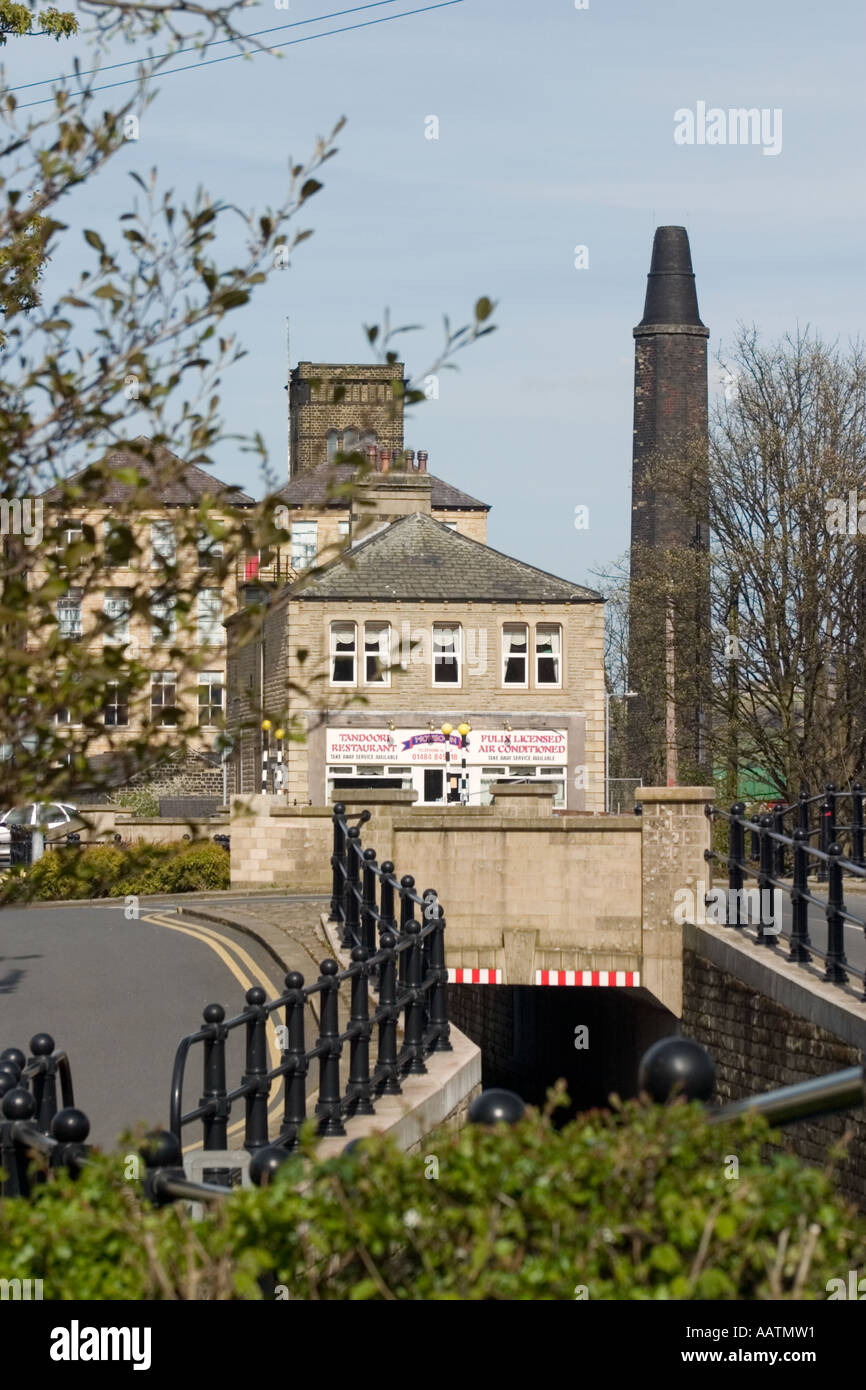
[150,521,176,569]
[57,588,83,639]
[536,624,561,685]
[150,589,176,644]
[290,521,318,571]
[502,623,528,685]
[338,520,350,538]
[197,590,223,646]
[103,589,131,646]
[55,674,81,727]
[104,682,129,728]
[342,427,359,454]
[364,622,390,685]
[104,520,133,567]
[444,523,457,531]
[433,624,461,685]
[326,429,339,463]
[198,671,223,726]
[330,621,356,684]
[151,671,178,727]
[198,526,223,570]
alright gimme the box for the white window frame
[150,589,177,645]
[338,519,350,538]
[103,588,131,646]
[364,622,391,686]
[329,621,357,686]
[290,521,318,571]
[502,623,529,687]
[535,623,562,687]
[104,681,129,728]
[198,670,223,727]
[197,589,224,647]
[151,671,178,728]
[432,623,462,687]
[57,588,83,640]
[150,520,176,569]
[197,525,224,570]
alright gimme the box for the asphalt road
[0,900,291,1150]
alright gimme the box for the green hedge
[1,1095,863,1299]
[3,839,229,901]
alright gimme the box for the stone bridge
[231,783,866,1207]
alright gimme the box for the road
[0,897,315,1151]
[710,882,866,981]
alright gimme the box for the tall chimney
[405,449,415,470]
[379,447,390,474]
[417,450,428,474]
[627,226,710,787]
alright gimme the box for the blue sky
[6,0,865,589]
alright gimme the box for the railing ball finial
[2,1087,36,1121]
[381,860,394,875]
[245,986,267,1007]
[250,1145,291,1187]
[284,971,304,990]
[202,1003,225,1024]
[333,801,346,816]
[731,801,746,818]
[51,1107,90,1144]
[30,1032,55,1056]
[319,958,340,977]
[0,1072,18,1098]
[468,1089,526,1126]
[637,1037,715,1103]
[0,1047,26,1071]
[140,1129,182,1169]
[347,826,361,841]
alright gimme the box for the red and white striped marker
[447,967,502,985]
[535,969,640,987]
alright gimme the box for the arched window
[326,429,339,462]
[342,427,359,454]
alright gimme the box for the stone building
[227,449,606,812]
[33,438,254,766]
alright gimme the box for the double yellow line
[141,912,288,1150]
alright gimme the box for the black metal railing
[0,1035,276,1203]
[706,799,866,999]
[168,803,450,1156]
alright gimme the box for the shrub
[3,839,229,901]
[0,1096,863,1300]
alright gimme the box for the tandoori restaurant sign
[325,728,568,765]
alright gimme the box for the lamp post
[605,691,637,813]
[261,719,271,795]
[441,722,471,804]
[274,727,285,795]
[440,723,453,804]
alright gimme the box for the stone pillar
[636,785,714,1016]
[489,781,556,817]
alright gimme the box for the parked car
[0,802,83,864]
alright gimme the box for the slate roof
[276,461,489,512]
[292,512,602,604]
[41,437,255,507]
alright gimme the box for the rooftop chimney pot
[379,447,390,474]
[417,450,428,474]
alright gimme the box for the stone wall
[683,924,866,1210]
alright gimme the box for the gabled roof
[40,437,255,508]
[276,461,489,512]
[291,512,602,603]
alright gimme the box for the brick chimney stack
[627,226,710,787]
